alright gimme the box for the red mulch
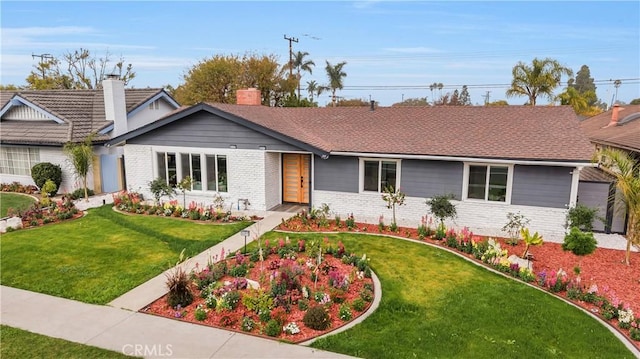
[143,251,373,343]
[277,219,640,347]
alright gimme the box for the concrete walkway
[1,286,354,359]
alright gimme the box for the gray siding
[129,112,304,151]
[401,160,463,198]
[314,155,359,193]
[577,181,609,232]
[511,165,572,208]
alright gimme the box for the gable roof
[579,104,640,152]
[110,104,595,163]
[0,88,178,146]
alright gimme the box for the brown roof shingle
[580,105,640,152]
[210,104,594,162]
[1,88,166,145]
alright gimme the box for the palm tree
[306,80,324,103]
[325,61,347,107]
[506,57,573,105]
[596,148,640,265]
[64,135,94,201]
[557,87,589,114]
[293,51,315,99]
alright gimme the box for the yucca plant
[521,228,543,259]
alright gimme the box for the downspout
[568,166,582,208]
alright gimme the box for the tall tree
[391,97,429,106]
[459,85,471,105]
[292,51,315,99]
[325,61,347,107]
[26,48,135,90]
[596,148,640,265]
[172,53,296,106]
[64,135,94,201]
[569,65,597,105]
[557,87,590,115]
[505,57,573,105]
[306,80,324,103]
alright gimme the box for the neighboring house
[108,89,595,239]
[578,104,640,233]
[0,77,179,193]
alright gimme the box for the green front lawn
[0,193,36,217]
[0,205,251,304]
[0,325,136,359]
[261,232,633,358]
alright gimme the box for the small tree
[521,228,543,259]
[40,179,57,208]
[31,162,63,196]
[562,227,597,256]
[502,212,530,246]
[426,194,457,225]
[381,185,405,228]
[149,177,175,204]
[176,176,193,208]
[63,136,94,201]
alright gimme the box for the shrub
[241,316,255,332]
[298,298,309,311]
[303,306,331,330]
[566,204,601,232]
[223,290,241,310]
[562,227,597,256]
[229,264,248,277]
[264,319,282,337]
[69,188,95,200]
[194,305,207,321]
[502,212,530,246]
[219,315,234,327]
[352,298,366,312]
[31,162,62,196]
[259,309,271,323]
[242,288,273,314]
[339,303,352,321]
[360,288,374,302]
[148,177,175,203]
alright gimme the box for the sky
[1,1,639,107]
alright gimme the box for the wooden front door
[283,154,310,204]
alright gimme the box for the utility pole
[613,79,621,105]
[283,35,298,77]
[483,91,491,105]
[32,53,54,78]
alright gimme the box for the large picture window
[362,159,399,192]
[0,147,40,176]
[465,164,510,202]
[157,151,227,192]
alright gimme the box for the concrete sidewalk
[109,210,297,311]
[1,286,355,359]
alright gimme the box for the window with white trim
[148,100,159,110]
[465,164,510,202]
[0,147,40,176]
[361,159,399,192]
[156,151,227,192]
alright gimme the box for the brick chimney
[606,104,622,127]
[102,75,127,137]
[236,88,261,106]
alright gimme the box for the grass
[261,232,634,358]
[0,205,251,304]
[0,192,36,217]
[0,325,136,359]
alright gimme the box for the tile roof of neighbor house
[0,89,167,146]
[205,104,595,162]
[579,104,640,152]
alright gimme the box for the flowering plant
[283,322,300,335]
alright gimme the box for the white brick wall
[123,144,272,211]
[313,190,569,242]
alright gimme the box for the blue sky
[1,1,639,106]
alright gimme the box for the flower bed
[1,182,38,194]
[143,238,374,343]
[112,191,261,223]
[279,211,640,346]
[6,196,81,230]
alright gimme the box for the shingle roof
[580,105,640,152]
[579,166,615,183]
[0,88,166,145]
[208,104,594,162]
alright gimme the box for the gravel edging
[275,229,640,355]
